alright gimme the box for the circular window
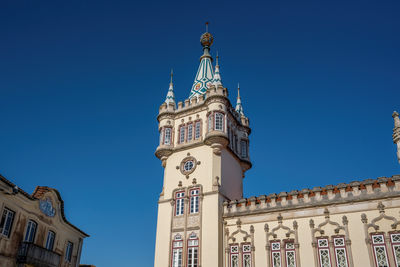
[184,161,194,172]
[180,156,197,176]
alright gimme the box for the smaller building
[0,174,89,267]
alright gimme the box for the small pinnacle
[170,69,173,84]
[216,51,219,66]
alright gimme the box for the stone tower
[154,29,252,267]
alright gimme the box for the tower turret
[154,27,252,267]
[393,111,400,164]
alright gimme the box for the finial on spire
[164,70,176,106]
[206,22,209,32]
[216,51,219,66]
[212,52,223,87]
[235,83,244,116]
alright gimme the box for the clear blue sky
[1,0,399,266]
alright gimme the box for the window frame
[317,237,332,267]
[189,188,200,214]
[242,243,252,267]
[332,235,349,267]
[284,240,297,267]
[65,241,73,263]
[187,233,199,267]
[179,125,186,144]
[194,120,201,140]
[45,230,56,251]
[0,207,15,238]
[208,114,213,132]
[187,123,193,142]
[24,219,38,243]
[371,233,390,267]
[214,112,224,131]
[164,127,172,145]
[172,235,184,267]
[390,231,400,267]
[240,139,248,158]
[175,191,185,216]
[229,244,239,267]
[271,241,282,267]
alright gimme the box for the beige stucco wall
[224,197,400,267]
[0,180,87,267]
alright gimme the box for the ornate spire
[212,52,223,87]
[189,23,214,99]
[235,83,244,116]
[164,69,175,106]
[393,111,400,164]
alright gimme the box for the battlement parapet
[223,175,400,217]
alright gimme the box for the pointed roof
[189,26,215,99]
[164,70,175,106]
[212,53,223,87]
[235,83,244,116]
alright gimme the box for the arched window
[24,220,37,243]
[215,113,224,131]
[172,234,183,267]
[187,233,199,267]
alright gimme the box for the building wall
[223,177,400,267]
[0,179,87,267]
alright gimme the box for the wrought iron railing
[17,241,61,267]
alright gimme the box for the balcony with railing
[17,242,61,267]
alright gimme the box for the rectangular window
[24,220,37,243]
[195,121,201,139]
[164,128,171,145]
[240,140,247,158]
[242,244,252,267]
[175,191,185,216]
[215,113,224,131]
[234,135,238,153]
[230,245,239,267]
[190,189,199,214]
[285,242,296,267]
[391,233,400,267]
[179,126,185,144]
[317,238,331,267]
[188,124,193,141]
[187,237,199,267]
[45,231,56,250]
[371,234,389,267]
[208,115,213,132]
[65,241,73,262]
[172,237,183,267]
[271,241,281,267]
[333,237,348,267]
[0,208,15,238]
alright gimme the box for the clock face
[180,156,197,175]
